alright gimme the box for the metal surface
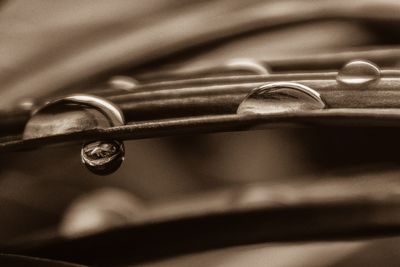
[3,171,400,265]
[2,60,400,153]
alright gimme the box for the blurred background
[2,0,400,266]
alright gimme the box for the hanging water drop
[81,140,125,176]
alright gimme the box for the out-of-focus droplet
[60,188,142,238]
[109,76,138,91]
[237,82,325,115]
[337,60,380,88]
[225,58,270,75]
[19,98,35,111]
[81,140,125,175]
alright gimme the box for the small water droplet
[337,60,380,88]
[237,82,325,115]
[109,76,138,91]
[225,58,270,75]
[19,98,35,111]
[81,140,125,175]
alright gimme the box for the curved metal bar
[2,66,400,151]
[5,107,400,152]
[3,171,400,265]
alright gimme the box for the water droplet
[23,94,125,139]
[81,140,125,175]
[337,60,380,88]
[237,82,325,115]
[109,76,138,91]
[225,58,270,75]
[23,94,126,175]
[19,98,35,111]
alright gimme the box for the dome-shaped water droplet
[109,76,138,91]
[337,60,380,88]
[237,82,325,115]
[225,58,270,75]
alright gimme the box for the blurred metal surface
[3,169,400,265]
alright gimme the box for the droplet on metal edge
[337,60,380,88]
[237,82,325,115]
